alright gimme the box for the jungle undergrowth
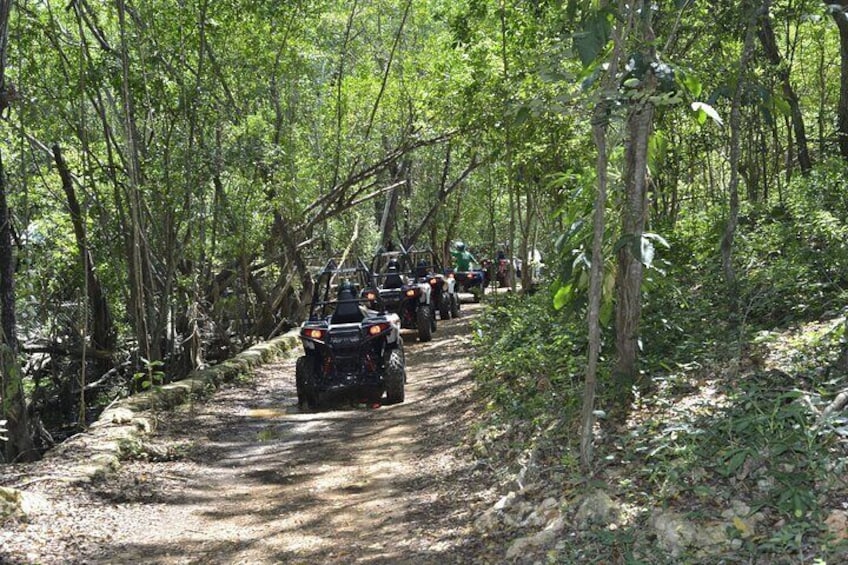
[471,259,848,562]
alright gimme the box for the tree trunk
[117,0,157,370]
[52,145,115,355]
[0,151,34,462]
[827,1,848,160]
[613,0,655,407]
[824,0,848,161]
[613,100,653,402]
[405,151,481,250]
[379,183,401,250]
[0,0,35,463]
[581,101,613,470]
[273,213,314,322]
[758,1,812,173]
[721,3,759,310]
[500,0,518,291]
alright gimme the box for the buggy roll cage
[308,258,385,321]
[404,245,446,275]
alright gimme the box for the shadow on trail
[86,304,492,564]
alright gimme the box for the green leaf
[600,296,614,325]
[723,448,748,475]
[553,284,571,310]
[679,69,702,98]
[514,106,531,125]
[772,93,791,117]
[573,11,611,67]
[613,234,636,254]
[691,102,724,126]
[648,131,667,175]
[643,232,670,249]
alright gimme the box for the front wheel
[439,293,451,320]
[450,293,460,318]
[417,304,433,342]
[295,356,308,407]
[384,348,405,404]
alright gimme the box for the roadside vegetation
[471,160,848,562]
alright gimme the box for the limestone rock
[505,516,565,560]
[825,509,848,543]
[495,491,518,511]
[0,487,24,521]
[522,497,561,528]
[649,510,697,557]
[574,489,620,529]
[474,506,501,533]
[104,407,135,425]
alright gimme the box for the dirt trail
[2,302,501,565]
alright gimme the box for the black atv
[407,246,459,320]
[369,250,435,342]
[296,259,406,409]
[448,263,488,302]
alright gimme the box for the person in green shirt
[450,241,477,272]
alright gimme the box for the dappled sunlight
[46,304,489,564]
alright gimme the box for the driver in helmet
[450,241,477,272]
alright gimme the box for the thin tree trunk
[500,0,517,290]
[379,183,401,249]
[117,0,156,371]
[721,2,760,309]
[0,0,35,463]
[827,1,848,160]
[758,1,812,173]
[581,102,612,471]
[52,145,115,355]
[273,213,314,321]
[580,0,624,470]
[405,151,481,249]
[613,101,653,397]
[613,0,655,405]
[0,150,34,462]
[331,0,359,188]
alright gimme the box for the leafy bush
[472,291,584,421]
[734,166,848,326]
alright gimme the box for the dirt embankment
[1,303,507,565]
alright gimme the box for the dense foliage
[472,154,848,560]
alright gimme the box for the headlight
[405,289,417,297]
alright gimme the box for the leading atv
[296,259,406,409]
[407,245,459,320]
[449,241,487,302]
[368,250,435,342]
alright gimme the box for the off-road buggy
[296,259,406,409]
[369,249,436,342]
[407,245,459,320]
